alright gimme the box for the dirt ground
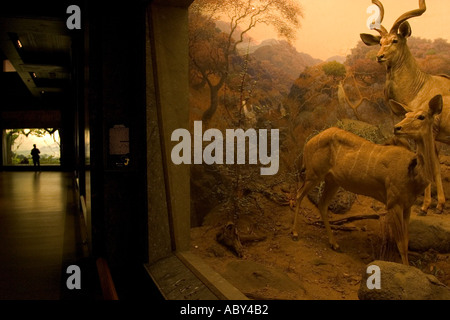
[190,157,450,300]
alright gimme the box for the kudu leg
[292,179,317,241]
[400,207,412,265]
[421,173,446,215]
[318,179,339,251]
[317,179,340,251]
[403,206,411,252]
[420,184,432,215]
[434,168,446,213]
[424,144,446,214]
[387,205,409,265]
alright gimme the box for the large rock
[358,260,450,300]
[409,215,450,253]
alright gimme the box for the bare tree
[189,0,303,122]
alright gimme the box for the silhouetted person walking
[31,144,40,170]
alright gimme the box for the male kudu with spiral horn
[361,0,450,215]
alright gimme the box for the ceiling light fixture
[16,39,23,48]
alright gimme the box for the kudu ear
[360,33,381,46]
[398,21,412,38]
[389,99,411,117]
[428,95,443,117]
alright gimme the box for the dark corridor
[0,0,220,303]
[0,0,156,300]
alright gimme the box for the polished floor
[0,171,87,300]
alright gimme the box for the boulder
[408,215,450,253]
[358,260,450,300]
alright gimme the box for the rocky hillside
[249,39,322,80]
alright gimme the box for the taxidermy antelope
[360,0,450,214]
[291,95,443,265]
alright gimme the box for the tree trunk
[202,85,220,122]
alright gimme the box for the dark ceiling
[1,0,189,108]
[0,17,71,98]
[0,1,78,105]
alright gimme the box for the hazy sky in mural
[249,0,450,60]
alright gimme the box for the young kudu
[292,95,443,265]
[360,0,450,215]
